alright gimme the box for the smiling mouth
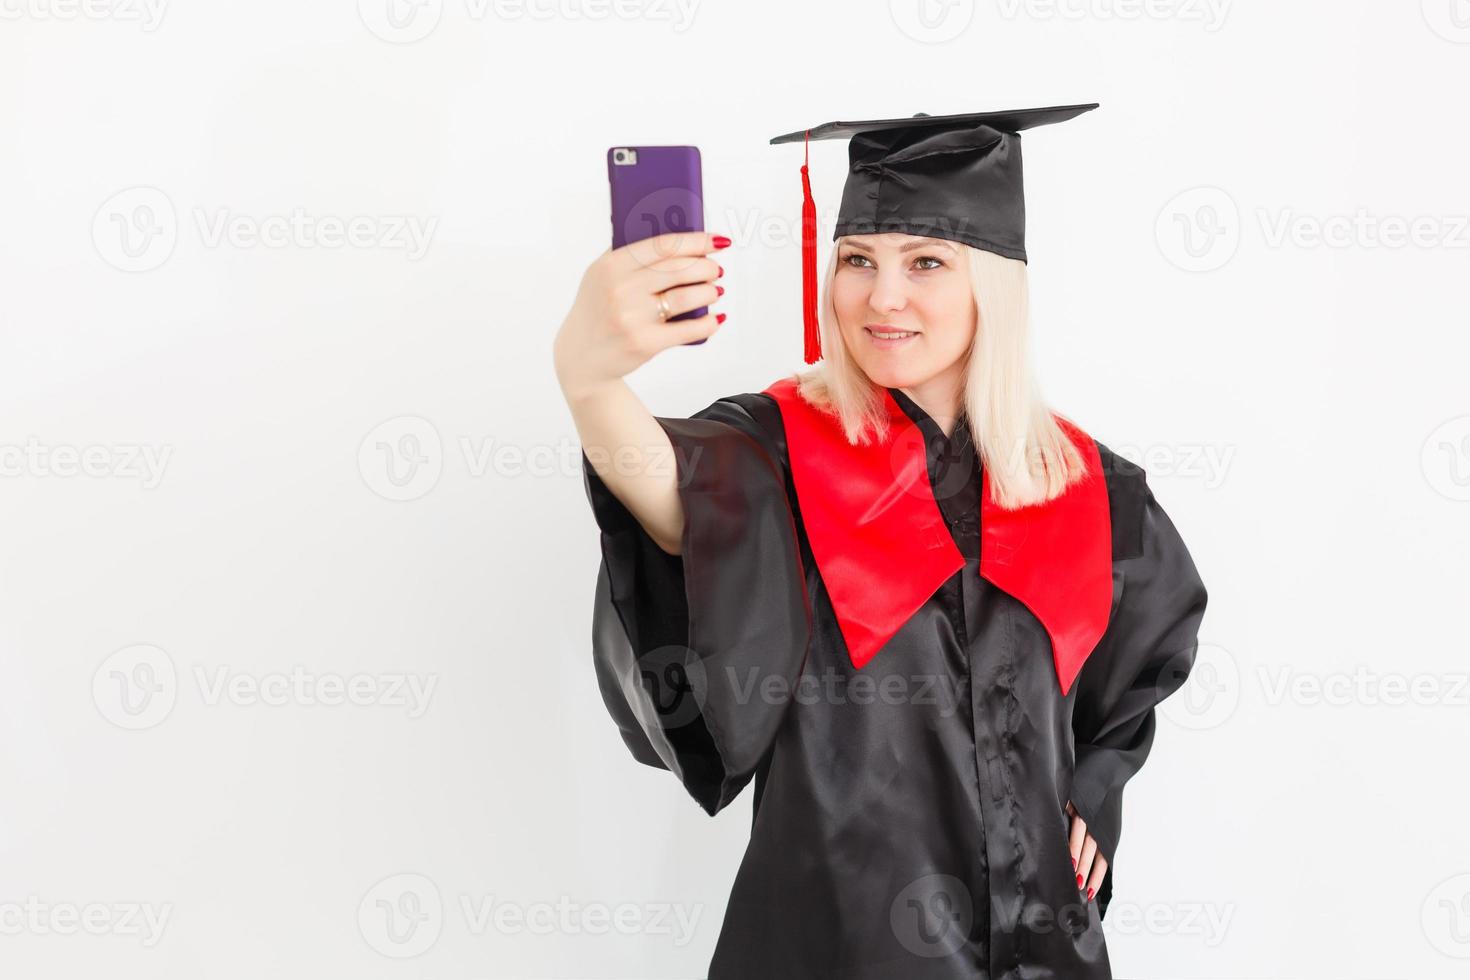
[866,327,919,340]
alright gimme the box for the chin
[857,358,925,390]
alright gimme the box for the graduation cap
[770,103,1100,363]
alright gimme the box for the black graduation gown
[580,386,1208,979]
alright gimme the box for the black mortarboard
[770,103,1099,363]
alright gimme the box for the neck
[899,371,964,438]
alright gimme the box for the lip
[865,325,919,349]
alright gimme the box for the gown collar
[886,386,962,440]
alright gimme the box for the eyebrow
[843,238,956,254]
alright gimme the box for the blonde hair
[788,241,1088,509]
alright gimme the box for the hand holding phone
[608,145,713,343]
[554,229,729,400]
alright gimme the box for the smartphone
[608,145,708,341]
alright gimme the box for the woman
[554,108,1208,979]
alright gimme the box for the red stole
[763,376,1113,696]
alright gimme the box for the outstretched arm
[554,230,729,555]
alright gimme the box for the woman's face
[831,233,976,390]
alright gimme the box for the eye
[914,255,945,271]
[842,252,874,269]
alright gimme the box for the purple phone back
[608,145,708,334]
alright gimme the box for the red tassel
[800,130,822,364]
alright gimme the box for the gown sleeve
[580,393,811,817]
[1068,472,1208,915]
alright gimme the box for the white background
[3,0,1468,977]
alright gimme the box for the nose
[867,265,910,315]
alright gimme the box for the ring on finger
[656,293,672,322]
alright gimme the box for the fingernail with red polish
[717,265,724,278]
[712,235,731,249]
[716,313,726,324]
[1071,857,1077,870]
[715,285,724,296]
[1076,874,1083,887]
[1087,887,1095,901]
